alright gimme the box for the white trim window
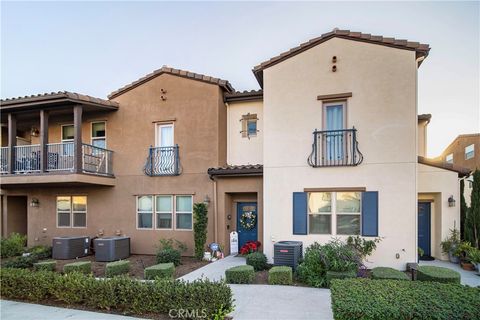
[91,121,106,149]
[137,196,153,229]
[156,195,173,229]
[176,195,193,230]
[446,153,453,164]
[465,144,474,160]
[307,191,361,235]
[57,196,87,228]
[156,123,174,148]
[61,124,74,156]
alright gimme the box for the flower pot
[460,262,475,271]
[448,251,460,264]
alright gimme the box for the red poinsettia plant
[240,240,262,255]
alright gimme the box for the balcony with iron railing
[307,128,363,167]
[0,142,114,185]
[144,145,180,176]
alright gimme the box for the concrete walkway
[180,255,246,282]
[0,300,143,320]
[420,259,480,287]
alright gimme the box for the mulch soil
[54,254,209,279]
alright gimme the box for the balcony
[307,128,363,167]
[144,145,180,176]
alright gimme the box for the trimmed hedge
[0,268,233,318]
[144,263,175,280]
[268,266,292,285]
[105,260,130,277]
[63,261,91,274]
[326,270,357,287]
[33,260,56,272]
[371,267,410,281]
[331,278,480,320]
[225,265,255,284]
[417,266,461,284]
[246,252,268,271]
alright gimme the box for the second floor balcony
[308,128,363,167]
[144,145,180,176]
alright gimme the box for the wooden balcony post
[7,113,16,173]
[73,105,83,174]
[40,110,49,172]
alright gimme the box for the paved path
[420,259,480,287]
[0,300,143,320]
[180,255,246,282]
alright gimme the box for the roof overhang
[418,156,471,178]
[208,165,263,178]
[224,90,263,103]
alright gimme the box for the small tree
[193,203,208,260]
[465,170,480,248]
[460,179,467,239]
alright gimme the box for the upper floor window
[446,153,453,164]
[465,144,474,160]
[61,124,74,141]
[57,195,87,228]
[241,114,258,138]
[324,102,346,131]
[156,123,174,147]
[91,122,106,148]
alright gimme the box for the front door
[237,202,258,250]
[418,202,431,257]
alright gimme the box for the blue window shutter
[293,192,307,235]
[361,191,378,236]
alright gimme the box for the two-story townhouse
[1,29,471,269]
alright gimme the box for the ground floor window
[57,196,87,228]
[308,191,360,235]
[137,195,192,230]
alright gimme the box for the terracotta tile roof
[418,114,432,122]
[252,28,431,87]
[0,91,119,109]
[418,156,471,177]
[108,66,235,99]
[208,164,263,177]
[224,90,263,103]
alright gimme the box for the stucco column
[7,113,16,174]
[73,105,83,174]
[39,110,49,172]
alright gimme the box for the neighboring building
[0,29,470,269]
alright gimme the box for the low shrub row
[1,233,27,258]
[0,268,233,318]
[144,263,175,280]
[268,266,292,285]
[331,278,480,320]
[1,245,52,269]
[416,265,461,284]
[105,260,130,277]
[326,270,357,286]
[33,260,56,272]
[225,265,255,284]
[63,261,91,274]
[371,267,410,281]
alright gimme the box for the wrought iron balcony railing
[0,142,114,176]
[144,145,180,176]
[308,128,363,167]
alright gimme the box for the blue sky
[1,1,479,157]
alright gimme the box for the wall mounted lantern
[30,198,40,207]
[448,196,456,207]
[203,195,211,206]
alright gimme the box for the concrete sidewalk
[0,300,144,320]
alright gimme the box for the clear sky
[1,1,479,157]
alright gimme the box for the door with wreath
[236,202,258,250]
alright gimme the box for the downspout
[213,178,218,243]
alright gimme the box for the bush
[1,233,27,258]
[105,260,130,277]
[144,262,175,280]
[193,203,208,260]
[225,265,255,284]
[331,278,480,320]
[26,245,52,260]
[326,270,357,287]
[246,252,267,271]
[156,239,186,266]
[416,266,461,284]
[33,260,56,272]
[371,267,410,281]
[63,261,91,274]
[297,239,360,287]
[268,266,292,285]
[2,254,39,269]
[0,268,234,318]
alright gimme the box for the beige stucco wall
[262,37,418,269]
[227,101,263,165]
[418,164,460,260]
[417,120,428,157]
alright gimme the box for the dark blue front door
[418,202,431,257]
[237,202,258,249]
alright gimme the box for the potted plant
[455,242,475,271]
[467,248,480,273]
[440,228,461,263]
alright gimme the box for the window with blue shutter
[361,191,378,236]
[293,192,307,235]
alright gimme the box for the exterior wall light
[448,196,456,207]
[30,127,39,137]
[203,195,211,206]
[30,198,40,207]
